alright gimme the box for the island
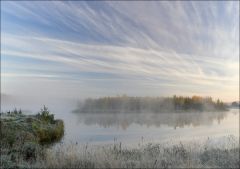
[77,95,228,113]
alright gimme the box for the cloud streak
[1,1,239,101]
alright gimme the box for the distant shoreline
[76,95,229,113]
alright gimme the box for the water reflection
[73,111,231,130]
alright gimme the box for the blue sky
[1,1,239,101]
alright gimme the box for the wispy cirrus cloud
[1,1,239,101]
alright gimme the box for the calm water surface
[2,99,239,147]
[62,109,239,147]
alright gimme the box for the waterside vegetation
[78,95,228,113]
[43,136,239,169]
[1,135,238,168]
[0,106,64,168]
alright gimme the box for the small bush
[37,105,55,124]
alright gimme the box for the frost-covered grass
[33,136,239,168]
[0,108,64,169]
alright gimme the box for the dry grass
[31,136,239,169]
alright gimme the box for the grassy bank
[0,106,64,168]
[33,136,239,168]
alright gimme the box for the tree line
[79,95,228,113]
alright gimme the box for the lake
[2,99,239,148]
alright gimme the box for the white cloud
[1,1,239,101]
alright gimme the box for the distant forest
[78,95,228,113]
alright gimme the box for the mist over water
[1,1,239,168]
[1,95,239,148]
[68,109,239,146]
[73,111,229,129]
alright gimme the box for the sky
[1,1,239,102]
